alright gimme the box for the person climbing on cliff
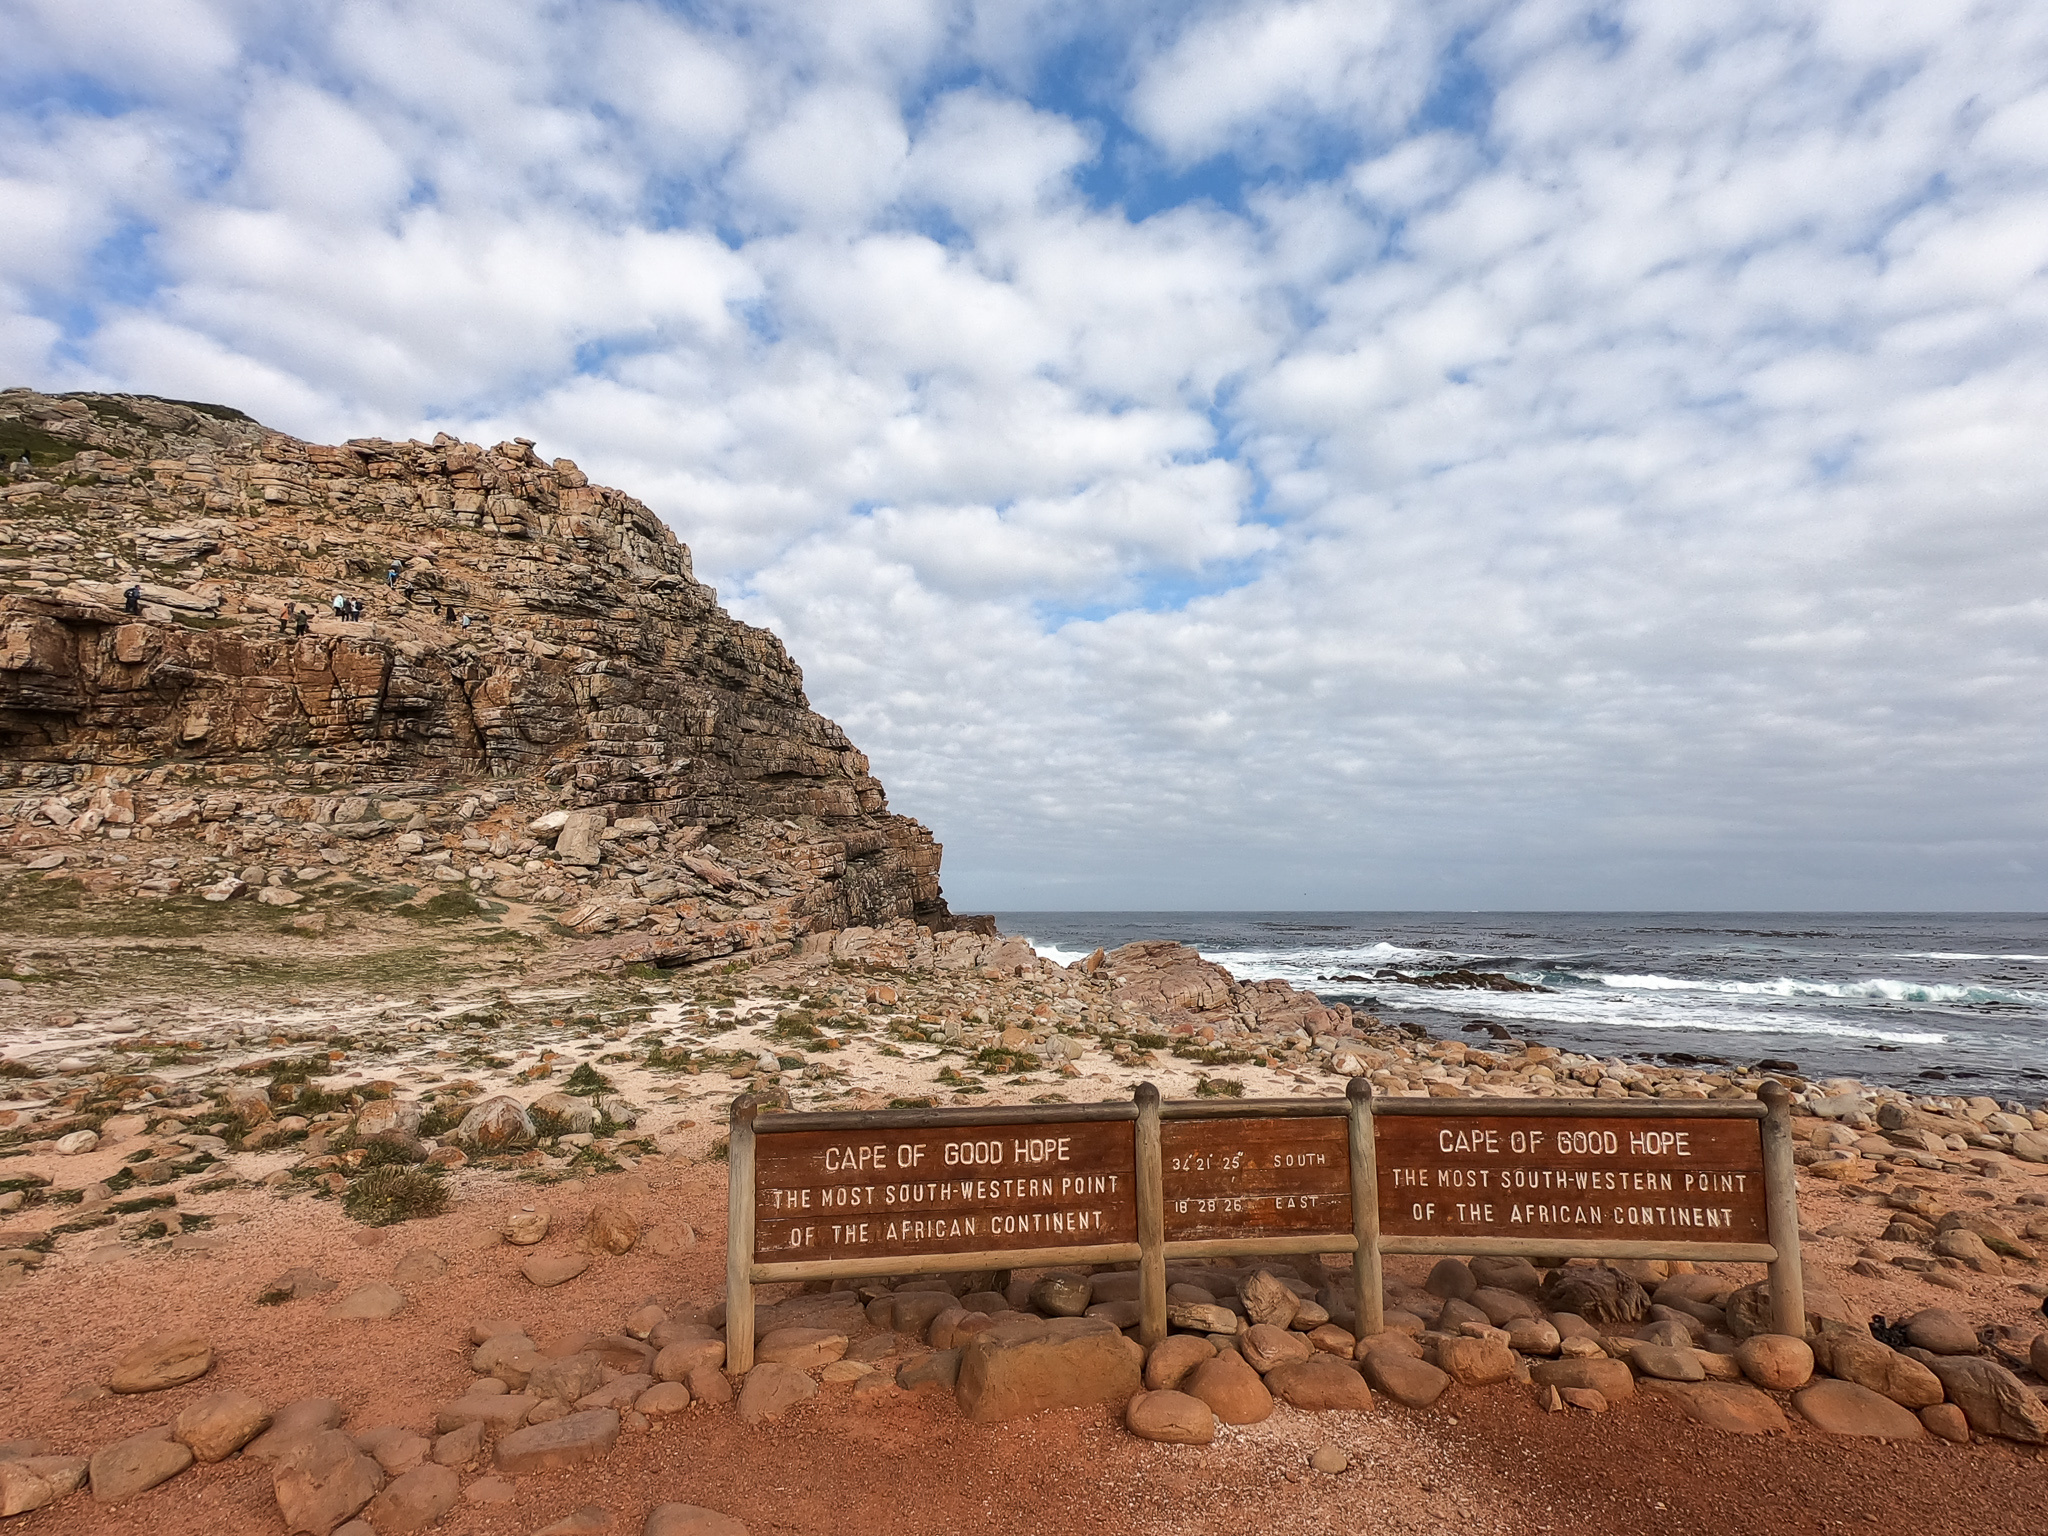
[350,596,366,622]
[123,584,143,615]
[386,563,400,587]
[332,592,347,620]
[294,608,311,636]
[278,605,291,634]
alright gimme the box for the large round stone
[1793,1380,1928,1438]
[1734,1333,1813,1392]
[1184,1350,1274,1424]
[1143,1334,1215,1391]
[1125,1390,1216,1444]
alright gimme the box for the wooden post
[1757,1079,1806,1337]
[726,1096,760,1374]
[1134,1081,1166,1347]
[1345,1076,1383,1338]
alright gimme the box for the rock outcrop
[0,388,966,953]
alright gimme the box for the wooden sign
[1374,1111,1769,1246]
[723,1080,1803,1373]
[1160,1117,1350,1242]
[751,1120,1138,1263]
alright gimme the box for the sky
[3,1,2046,912]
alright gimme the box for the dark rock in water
[1539,1266,1650,1327]
[1376,967,1550,993]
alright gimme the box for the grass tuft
[342,1167,450,1225]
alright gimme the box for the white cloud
[2,0,2046,910]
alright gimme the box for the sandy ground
[2,1139,2046,1536]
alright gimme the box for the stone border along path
[10,1232,2044,1528]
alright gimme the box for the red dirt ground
[3,1156,2044,1536]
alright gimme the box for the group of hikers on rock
[115,571,474,634]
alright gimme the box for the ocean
[992,912,2048,1105]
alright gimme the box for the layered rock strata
[0,388,959,947]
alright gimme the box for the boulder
[1424,1259,1478,1300]
[244,1399,346,1463]
[1530,1357,1635,1401]
[1167,1301,1238,1334]
[1538,1266,1648,1327]
[1792,1380,1927,1438]
[1904,1309,1978,1355]
[1144,1334,1216,1391]
[586,1202,640,1255]
[554,810,608,866]
[896,1350,961,1391]
[1630,1342,1705,1382]
[457,1096,534,1151]
[1438,1336,1516,1387]
[1029,1273,1092,1317]
[1266,1357,1375,1412]
[174,1390,272,1461]
[1239,1323,1314,1374]
[494,1410,620,1476]
[654,1337,726,1381]
[355,1426,429,1478]
[356,1099,423,1139]
[1723,1280,1857,1341]
[1183,1350,1274,1425]
[523,1251,590,1288]
[755,1328,847,1370]
[274,1430,384,1533]
[1921,1356,2048,1444]
[0,1456,88,1517]
[1125,1389,1216,1444]
[528,1353,607,1404]
[1471,1286,1542,1326]
[1506,1317,1561,1357]
[1240,1270,1303,1328]
[503,1209,551,1245]
[363,1464,459,1535]
[738,1364,817,1423]
[644,1506,750,1536]
[1362,1349,1451,1408]
[636,1381,693,1415]
[1920,1403,1971,1444]
[109,1330,212,1393]
[89,1434,192,1504]
[1734,1334,1812,1392]
[1814,1332,1943,1408]
[686,1365,733,1407]
[1470,1255,1545,1294]
[431,1424,483,1469]
[434,1395,537,1433]
[955,1316,1142,1424]
[1640,1379,1787,1435]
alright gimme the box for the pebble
[1309,1445,1349,1474]
[328,1282,406,1321]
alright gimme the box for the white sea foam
[1904,952,2048,962]
[1594,974,2042,1006]
[1025,940,1096,967]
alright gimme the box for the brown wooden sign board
[752,1120,1138,1263]
[723,1080,1803,1374]
[1374,1111,1769,1247]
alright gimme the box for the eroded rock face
[0,389,966,955]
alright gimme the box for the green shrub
[1195,1077,1245,1098]
[342,1167,450,1225]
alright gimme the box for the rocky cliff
[0,387,968,958]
